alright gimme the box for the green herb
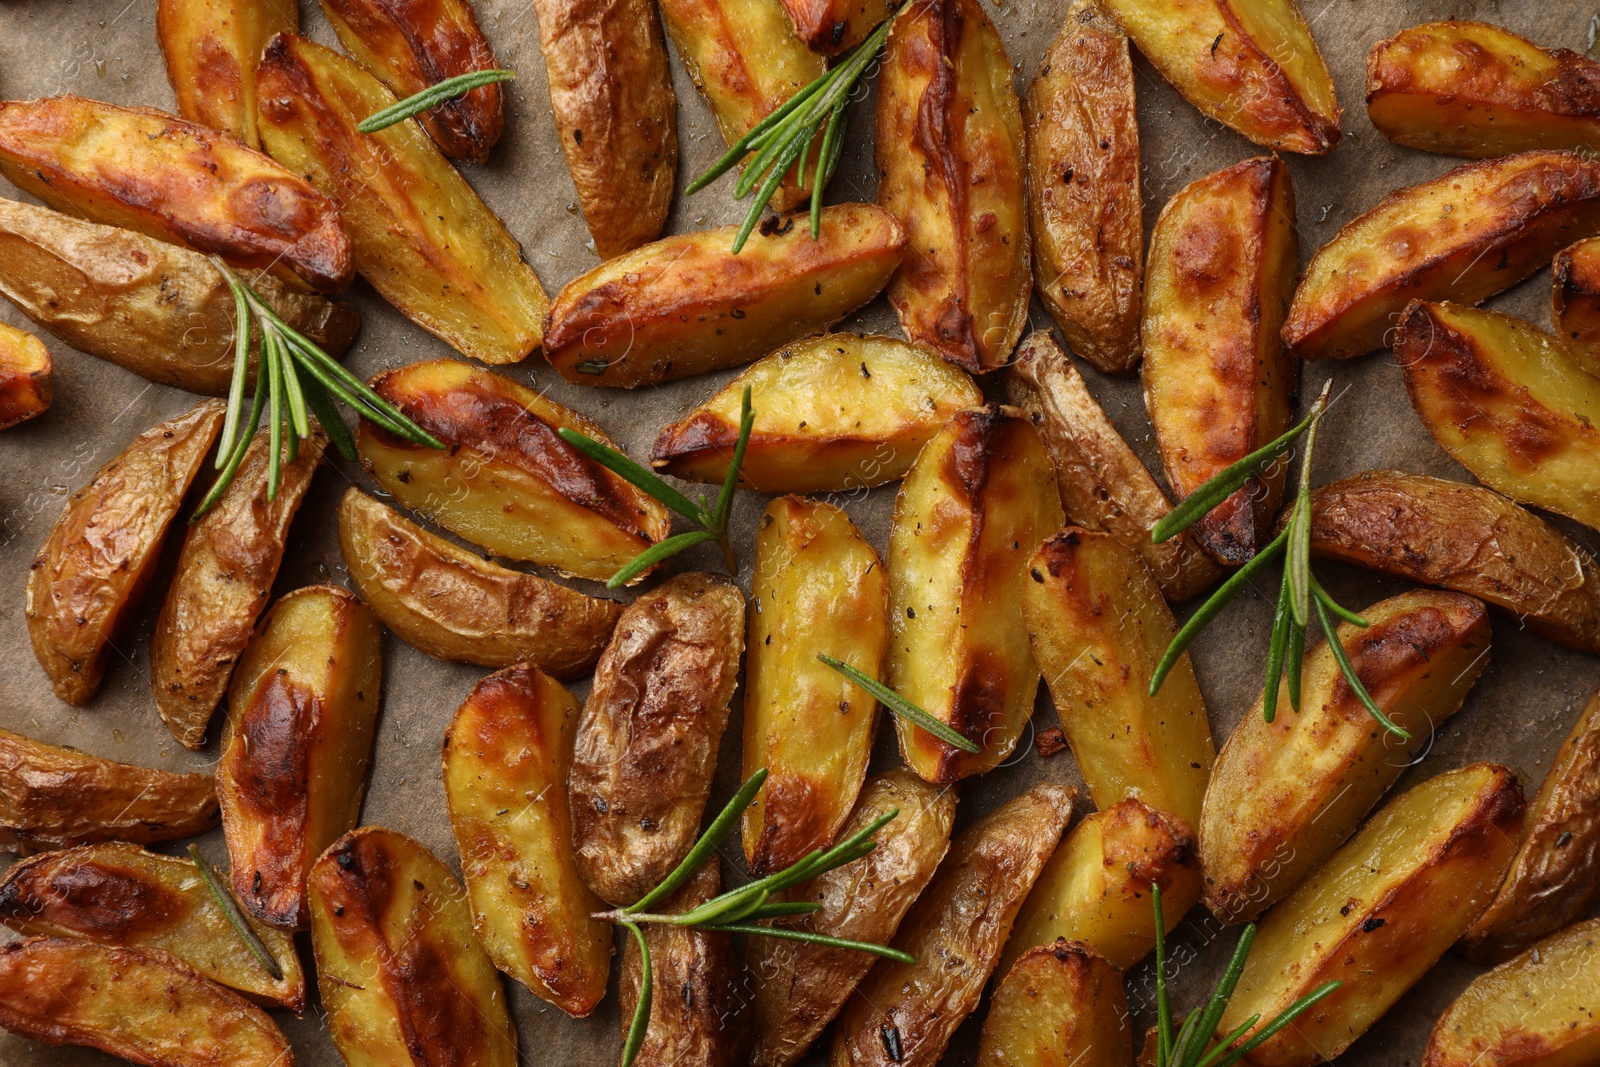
[187,844,283,982]
[357,69,516,134]
[817,654,981,753]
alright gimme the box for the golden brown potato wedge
[1201,589,1491,924]
[748,768,958,1067]
[0,842,304,1010]
[1143,155,1296,565]
[877,0,1029,374]
[256,33,548,363]
[1100,0,1339,155]
[0,321,50,430]
[887,405,1064,783]
[0,728,220,854]
[976,940,1131,1067]
[309,827,518,1067]
[828,783,1075,1067]
[442,663,611,1016]
[1552,235,1600,378]
[26,399,225,706]
[1024,0,1142,374]
[1285,151,1600,360]
[1220,763,1525,1067]
[544,204,905,388]
[778,0,890,53]
[569,573,745,905]
[650,333,982,493]
[152,424,326,750]
[0,96,350,292]
[157,0,298,146]
[339,489,621,677]
[1396,301,1600,531]
[218,585,383,928]
[1307,470,1600,655]
[0,938,294,1067]
[357,359,671,584]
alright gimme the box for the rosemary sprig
[187,845,283,982]
[357,69,516,134]
[557,386,753,587]
[817,654,981,753]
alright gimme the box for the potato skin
[779,0,891,53]
[976,940,1130,1067]
[157,0,298,146]
[544,204,905,388]
[569,573,745,905]
[877,0,1030,374]
[1552,235,1600,378]
[26,399,225,706]
[0,322,51,430]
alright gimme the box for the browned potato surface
[157,0,298,146]
[779,0,890,53]
[976,940,1130,1067]
[1552,234,1600,378]
[0,321,50,430]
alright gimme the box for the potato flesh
[778,0,892,53]
[0,321,51,430]
[157,0,298,146]
[976,941,1131,1067]
[1552,235,1600,379]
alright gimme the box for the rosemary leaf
[187,845,282,981]
[685,77,827,195]
[1311,577,1368,627]
[193,376,268,521]
[733,132,813,253]
[1149,530,1289,697]
[818,654,980,753]
[1151,409,1319,544]
[357,69,516,134]
[264,326,284,499]
[605,530,717,589]
[1209,982,1340,1067]
[619,920,652,1067]
[1181,925,1257,1066]
[713,386,754,534]
[301,373,358,461]
[740,901,823,920]
[1192,1017,1261,1067]
[701,923,916,963]
[557,428,705,524]
[1261,576,1293,725]
[1170,1008,1203,1067]
[1284,617,1305,713]
[1314,597,1411,740]
[216,263,254,469]
[627,769,768,915]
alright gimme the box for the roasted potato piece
[309,827,518,1067]
[1284,151,1600,360]
[1099,0,1338,155]
[651,333,981,493]
[828,783,1075,1067]
[0,321,50,430]
[779,0,890,53]
[0,96,350,292]
[357,359,671,584]
[976,940,1131,1067]
[1306,470,1600,655]
[544,204,905,388]
[1220,763,1525,1067]
[877,0,1029,374]
[0,728,220,854]
[218,585,382,928]
[26,399,225,706]
[157,0,298,146]
[0,938,294,1067]
[1200,589,1491,924]
[569,573,745,905]
[1024,0,1142,374]
[887,405,1064,783]
[1143,155,1296,564]
[256,33,548,363]
[442,663,611,1016]
[1396,301,1600,531]
[1552,235,1600,378]
[749,768,957,1067]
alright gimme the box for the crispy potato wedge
[877,0,1029,374]
[1143,155,1296,564]
[1024,530,1215,828]
[887,405,1064,783]
[0,938,294,1067]
[544,204,905,388]
[309,827,518,1067]
[1552,235,1600,378]
[1200,589,1491,924]
[26,399,225,706]
[0,728,220,854]
[152,424,326,750]
[0,96,350,292]
[748,768,957,1067]
[1221,763,1526,1067]
[0,321,50,430]
[1284,151,1600,360]
[779,0,891,53]
[357,359,671,584]
[1024,0,1142,374]
[1307,470,1600,655]
[218,585,382,928]
[651,333,981,493]
[976,940,1131,1067]
[828,783,1075,1067]
[256,33,548,363]
[443,663,611,1016]
[1396,301,1600,531]
[0,842,304,1009]
[569,573,745,905]
[157,0,298,146]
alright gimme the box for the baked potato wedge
[877,0,1030,374]
[1396,301,1600,531]
[1142,155,1296,564]
[256,33,548,363]
[748,768,957,1067]
[569,573,745,905]
[357,359,671,584]
[157,0,298,146]
[1200,589,1491,924]
[442,663,611,1016]
[886,405,1064,783]
[544,204,905,388]
[1220,763,1526,1067]
[218,584,382,928]
[650,333,981,493]
[0,321,50,430]
[778,0,891,53]
[26,399,225,706]
[309,827,518,1067]
[828,783,1076,1067]
[976,940,1131,1067]
[1551,235,1600,378]
[1284,151,1600,361]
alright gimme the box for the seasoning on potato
[1552,234,1600,378]
[976,940,1131,1067]
[0,321,50,430]
[778,0,891,53]
[157,0,298,147]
